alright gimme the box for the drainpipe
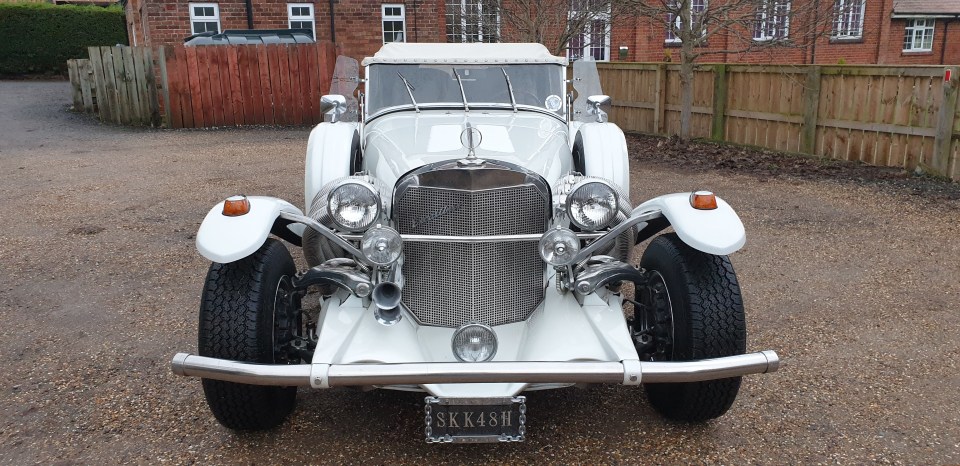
[874,0,884,63]
[245,0,254,28]
[941,18,957,65]
[413,0,419,42]
[328,0,337,43]
[810,0,820,64]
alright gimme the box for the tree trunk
[678,45,695,140]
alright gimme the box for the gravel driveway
[2,81,958,464]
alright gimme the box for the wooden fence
[67,46,161,126]
[67,42,337,128]
[598,63,960,180]
[67,50,960,180]
[160,42,337,128]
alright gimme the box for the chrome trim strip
[366,104,566,123]
[170,350,780,387]
[339,232,605,243]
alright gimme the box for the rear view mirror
[587,95,611,123]
[321,94,347,122]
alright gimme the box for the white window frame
[567,2,612,62]
[446,0,501,43]
[832,0,865,39]
[666,0,707,43]
[288,3,316,39]
[903,18,934,51]
[382,4,407,43]
[754,0,790,41]
[189,3,221,35]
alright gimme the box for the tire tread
[641,233,746,422]
[198,239,297,430]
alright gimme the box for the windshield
[367,64,565,117]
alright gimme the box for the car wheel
[636,233,746,422]
[198,238,300,430]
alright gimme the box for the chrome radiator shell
[393,160,550,327]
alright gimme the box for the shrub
[0,2,127,76]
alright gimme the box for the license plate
[424,396,526,443]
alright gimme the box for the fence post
[711,64,728,141]
[800,65,822,155]
[88,47,110,123]
[654,63,667,135]
[159,46,172,128]
[932,66,959,177]
[67,59,83,110]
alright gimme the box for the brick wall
[126,0,446,61]
[878,18,960,65]
[126,0,959,65]
[611,0,893,65]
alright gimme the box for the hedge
[0,2,127,76]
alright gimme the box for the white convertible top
[361,43,568,66]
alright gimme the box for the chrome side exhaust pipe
[372,282,402,325]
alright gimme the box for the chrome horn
[372,282,402,326]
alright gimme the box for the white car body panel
[310,276,640,398]
[196,196,304,264]
[362,110,572,188]
[304,122,359,212]
[635,193,746,255]
[576,122,631,198]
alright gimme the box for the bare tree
[623,0,860,139]
[497,0,633,56]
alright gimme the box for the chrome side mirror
[587,95,611,123]
[321,94,347,123]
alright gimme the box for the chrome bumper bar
[171,350,779,387]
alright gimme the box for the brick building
[124,0,960,65]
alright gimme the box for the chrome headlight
[452,323,497,362]
[538,227,580,266]
[565,179,618,231]
[328,180,381,232]
[361,225,403,266]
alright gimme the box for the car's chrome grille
[395,163,548,327]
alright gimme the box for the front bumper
[171,350,779,388]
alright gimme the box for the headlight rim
[327,179,383,233]
[564,177,619,231]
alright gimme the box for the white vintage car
[172,43,779,442]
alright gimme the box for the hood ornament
[458,123,485,167]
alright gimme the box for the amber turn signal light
[222,195,251,216]
[690,191,718,210]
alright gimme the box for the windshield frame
[363,63,568,123]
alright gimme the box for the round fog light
[452,323,497,362]
[538,228,580,266]
[361,225,402,266]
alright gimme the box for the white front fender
[635,193,745,255]
[196,196,305,264]
[305,122,360,212]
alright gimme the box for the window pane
[446,0,501,43]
